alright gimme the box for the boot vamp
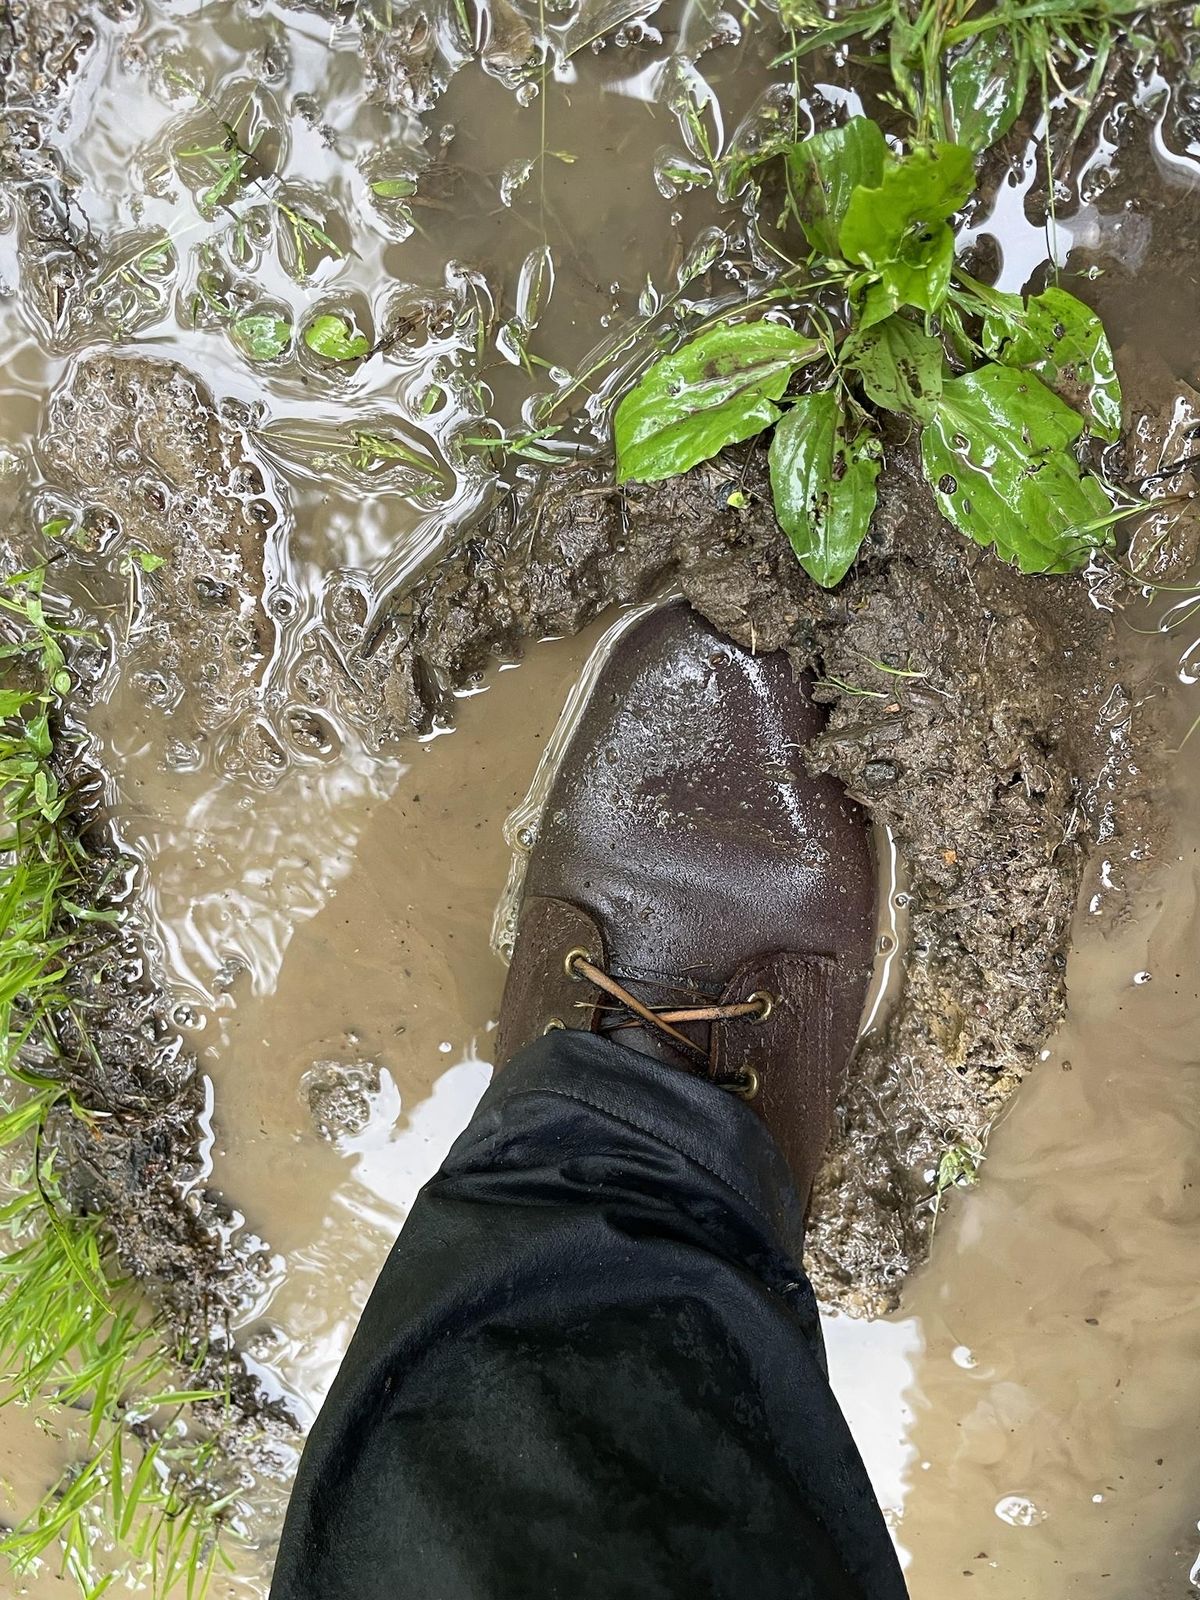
[527,606,876,990]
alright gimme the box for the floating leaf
[349,431,433,474]
[946,28,1030,154]
[370,177,418,198]
[303,314,370,362]
[768,391,881,587]
[129,549,166,573]
[840,143,975,325]
[615,322,821,484]
[40,517,70,540]
[980,284,1122,440]
[231,313,292,361]
[787,116,887,258]
[845,315,944,420]
[921,365,1111,573]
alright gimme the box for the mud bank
[38,750,298,1481]
[405,443,1154,1312]
[35,335,1155,1313]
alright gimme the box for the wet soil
[35,341,1151,1311]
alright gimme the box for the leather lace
[565,949,767,1072]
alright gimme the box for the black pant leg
[269,1031,908,1600]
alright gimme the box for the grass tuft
[0,565,233,1598]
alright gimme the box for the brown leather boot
[495,600,877,1208]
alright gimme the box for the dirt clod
[301,1060,383,1142]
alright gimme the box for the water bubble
[438,1040,453,1054]
[951,1345,977,1369]
[994,1496,1047,1528]
[1133,970,1152,984]
[213,956,250,994]
[164,739,201,772]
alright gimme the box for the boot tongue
[588,970,717,1076]
[585,960,720,1075]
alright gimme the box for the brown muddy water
[3,1,1200,1596]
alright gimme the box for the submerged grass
[0,567,232,1597]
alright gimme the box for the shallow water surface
[151,611,1200,1599]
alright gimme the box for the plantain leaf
[921,365,1111,573]
[845,314,944,420]
[946,28,1031,154]
[615,322,822,484]
[980,284,1122,441]
[787,117,887,258]
[840,143,976,326]
[768,391,881,587]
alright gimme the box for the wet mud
[396,439,1155,1313]
[32,355,1153,1318]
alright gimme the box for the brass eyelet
[564,947,593,981]
[723,1065,760,1100]
[747,991,775,1023]
[543,1016,566,1033]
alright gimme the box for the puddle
[65,602,1197,1600]
[3,0,1200,1594]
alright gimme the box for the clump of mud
[41,356,276,756]
[35,352,429,776]
[301,1058,382,1142]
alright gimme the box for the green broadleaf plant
[303,313,371,362]
[922,366,1111,572]
[974,281,1122,441]
[613,109,1124,588]
[945,30,1031,154]
[839,142,975,326]
[844,315,945,421]
[769,393,882,587]
[787,118,887,258]
[613,322,821,484]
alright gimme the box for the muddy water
[4,2,1200,1596]
[106,605,1198,1600]
[164,611,1200,1600]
